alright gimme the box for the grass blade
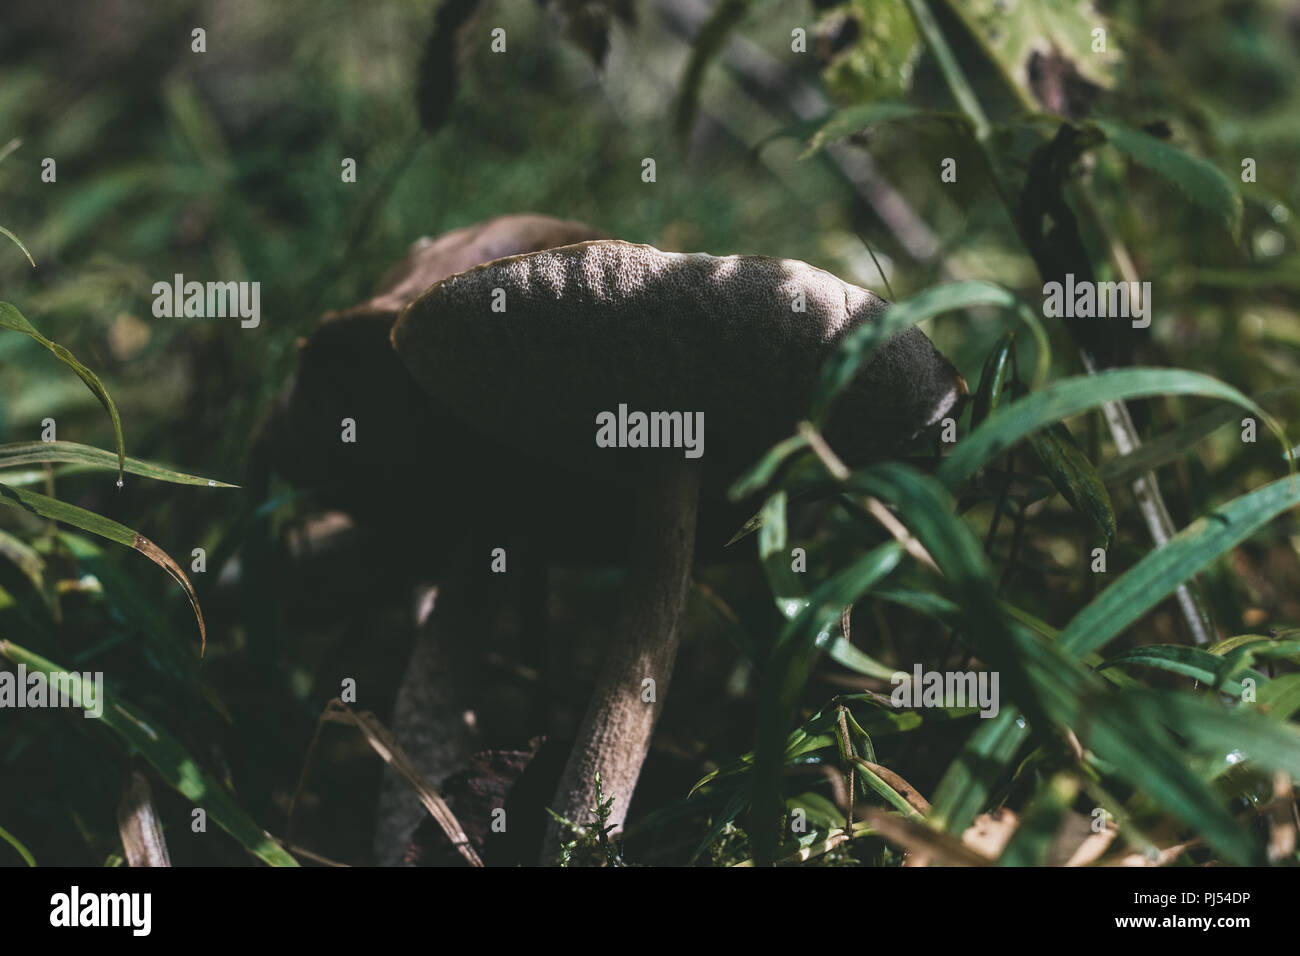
[938,367,1287,489]
[0,482,206,652]
[0,640,295,866]
[0,441,237,487]
[0,302,125,484]
[812,280,1049,423]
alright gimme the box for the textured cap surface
[392,240,965,484]
[330,214,609,320]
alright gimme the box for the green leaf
[1257,674,1300,722]
[903,0,993,140]
[958,0,1121,95]
[1099,407,1239,487]
[757,491,808,622]
[1071,691,1260,864]
[997,774,1077,866]
[0,482,206,652]
[802,101,956,157]
[787,792,845,830]
[1027,421,1116,548]
[0,442,237,488]
[55,531,229,723]
[851,760,924,819]
[0,302,125,484]
[751,539,904,865]
[812,280,1049,423]
[843,466,1050,729]
[934,476,1300,836]
[1097,644,1253,695]
[1142,692,1300,780]
[1061,476,1300,659]
[674,0,755,138]
[930,708,1024,835]
[938,368,1287,490]
[1088,119,1244,240]
[1098,386,1296,488]
[755,463,1053,863]
[821,0,923,102]
[970,332,1015,430]
[0,640,296,866]
[728,433,810,502]
[1208,634,1275,656]
[752,477,902,681]
[825,636,902,681]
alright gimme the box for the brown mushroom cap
[329,214,610,321]
[264,215,609,493]
[392,240,966,490]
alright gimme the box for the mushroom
[258,214,610,864]
[390,239,967,861]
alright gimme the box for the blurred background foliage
[1,0,1299,866]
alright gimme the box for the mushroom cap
[259,215,620,567]
[266,214,609,493]
[328,214,610,321]
[391,240,966,489]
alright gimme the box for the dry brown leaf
[863,807,992,866]
[293,698,483,867]
[854,757,931,815]
[1064,827,1117,866]
[1109,840,1200,866]
[962,808,1019,859]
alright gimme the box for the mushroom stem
[542,459,701,863]
[374,575,484,865]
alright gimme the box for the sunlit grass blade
[757,491,807,621]
[938,367,1288,489]
[0,823,36,866]
[935,476,1300,835]
[0,225,35,267]
[0,302,125,483]
[1061,476,1300,658]
[1097,644,1257,694]
[0,482,206,652]
[0,640,295,866]
[0,441,237,487]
